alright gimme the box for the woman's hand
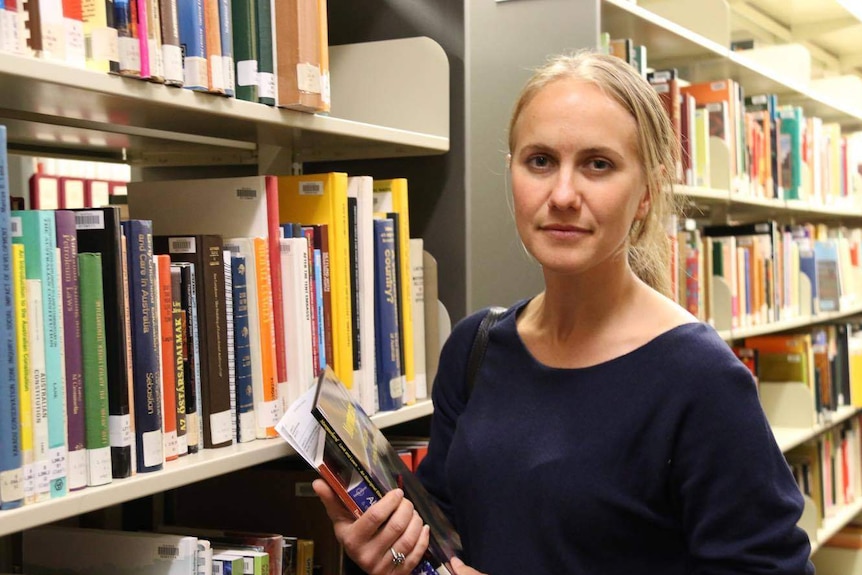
[313,479,431,574]
[449,557,487,575]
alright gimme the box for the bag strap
[465,306,507,399]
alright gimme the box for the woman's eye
[589,159,612,171]
[528,155,552,169]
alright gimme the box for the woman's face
[509,78,649,278]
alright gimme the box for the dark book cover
[154,234,232,449]
[231,255,254,443]
[347,196,361,372]
[175,261,201,454]
[373,218,403,412]
[312,366,461,574]
[121,219,164,473]
[386,212,408,387]
[55,210,86,490]
[72,207,132,478]
[312,223,334,373]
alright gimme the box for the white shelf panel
[773,405,861,453]
[676,186,862,222]
[601,0,862,130]
[719,304,862,341]
[813,498,862,554]
[0,54,449,165]
[0,399,434,537]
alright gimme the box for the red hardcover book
[156,254,179,460]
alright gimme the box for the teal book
[11,209,67,499]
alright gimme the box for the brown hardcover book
[153,234,232,449]
[273,0,323,112]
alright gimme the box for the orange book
[203,0,224,93]
[254,237,279,437]
[743,333,815,390]
[156,254,179,460]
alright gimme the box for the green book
[231,0,259,102]
[78,253,112,488]
[254,0,275,105]
[213,548,270,575]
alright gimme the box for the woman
[314,51,814,575]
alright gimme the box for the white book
[223,237,272,439]
[409,238,427,400]
[26,279,50,503]
[222,249,238,443]
[348,176,377,416]
[279,236,314,410]
[23,526,198,575]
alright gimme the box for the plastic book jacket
[276,366,461,575]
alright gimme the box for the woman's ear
[635,187,651,220]
[506,153,512,169]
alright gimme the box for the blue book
[0,126,22,510]
[12,209,66,499]
[313,248,326,372]
[120,220,164,473]
[218,0,235,97]
[230,255,254,443]
[177,0,208,90]
[372,218,403,412]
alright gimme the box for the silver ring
[390,547,406,567]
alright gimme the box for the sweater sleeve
[415,310,488,529]
[670,337,814,575]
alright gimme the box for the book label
[142,428,164,469]
[68,449,87,489]
[164,430,179,458]
[48,447,67,485]
[23,463,34,499]
[35,460,49,496]
[163,45,184,84]
[10,217,20,237]
[88,447,112,486]
[210,410,233,446]
[169,237,197,254]
[237,60,258,86]
[299,181,323,196]
[74,211,105,230]
[109,414,132,447]
[0,468,24,502]
[118,37,141,72]
[258,72,275,99]
[90,27,120,62]
[256,400,281,429]
[296,63,321,94]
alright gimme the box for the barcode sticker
[75,211,105,230]
[169,237,196,254]
[235,187,257,200]
[299,181,324,196]
[10,217,21,237]
[157,545,180,559]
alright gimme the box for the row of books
[27,157,131,211]
[0,0,330,112]
[606,35,862,206]
[668,218,862,331]
[21,524,315,575]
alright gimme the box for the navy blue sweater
[416,301,814,575]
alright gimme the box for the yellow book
[278,173,353,389]
[372,179,416,404]
[12,243,33,503]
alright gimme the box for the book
[422,249,440,393]
[254,0,275,104]
[169,265,188,454]
[278,235,314,410]
[307,366,461,574]
[175,261,202,453]
[230,0,257,102]
[12,243,33,504]
[25,276,51,502]
[78,252,112,486]
[23,526,199,575]
[222,249,236,443]
[121,219,164,473]
[156,254,178,461]
[273,0,323,112]
[373,179,415,404]
[81,0,120,73]
[278,173,353,389]
[114,0,140,76]
[154,234,232,449]
[217,0,233,96]
[230,254,255,443]
[409,238,427,400]
[373,217,403,412]
[12,209,67,498]
[203,0,224,94]
[0,126,22,510]
[29,173,59,210]
[55,210,87,491]
[177,0,207,90]
[73,207,133,478]
[157,0,183,85]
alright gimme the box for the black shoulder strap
[465,306,507,399]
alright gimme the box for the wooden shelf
[0,53,449,165]
[0,400,434,537]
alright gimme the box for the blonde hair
[508,51,680,298]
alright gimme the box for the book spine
[313,248,325,371]
[373,218,403,412]
[200,237,232,448]
[170,265,188,455]
[265,176,287,398]
[144,0,164,82]
[55,210,87,491]
[13,243,33,504]
[385,212,409,404]
[157,255,178,461]
[135,0,150,78]
[114,0,140,75]
[177,0,207,90]
[231,255,254,442]
[73,208,132,479]
[178,262,201,453]
[301,228,320,375]
[81,0,120,73]
[279,237,313,407]
[62,0,86,65]
[253,237,279,437]
[409,238,427,400]
[158,0,182,84]
[230,0,256,102]
[222,250,236,443]
[24,278,51,502]
[78,252,112,487]
[120,232,137,474]
[346,195,361,389]
[202,0,222,93]
[253,0,274,104]
[121,220,163,472]
[217,0,233,96]
[313,224,334,376]
[0,127,23,509]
